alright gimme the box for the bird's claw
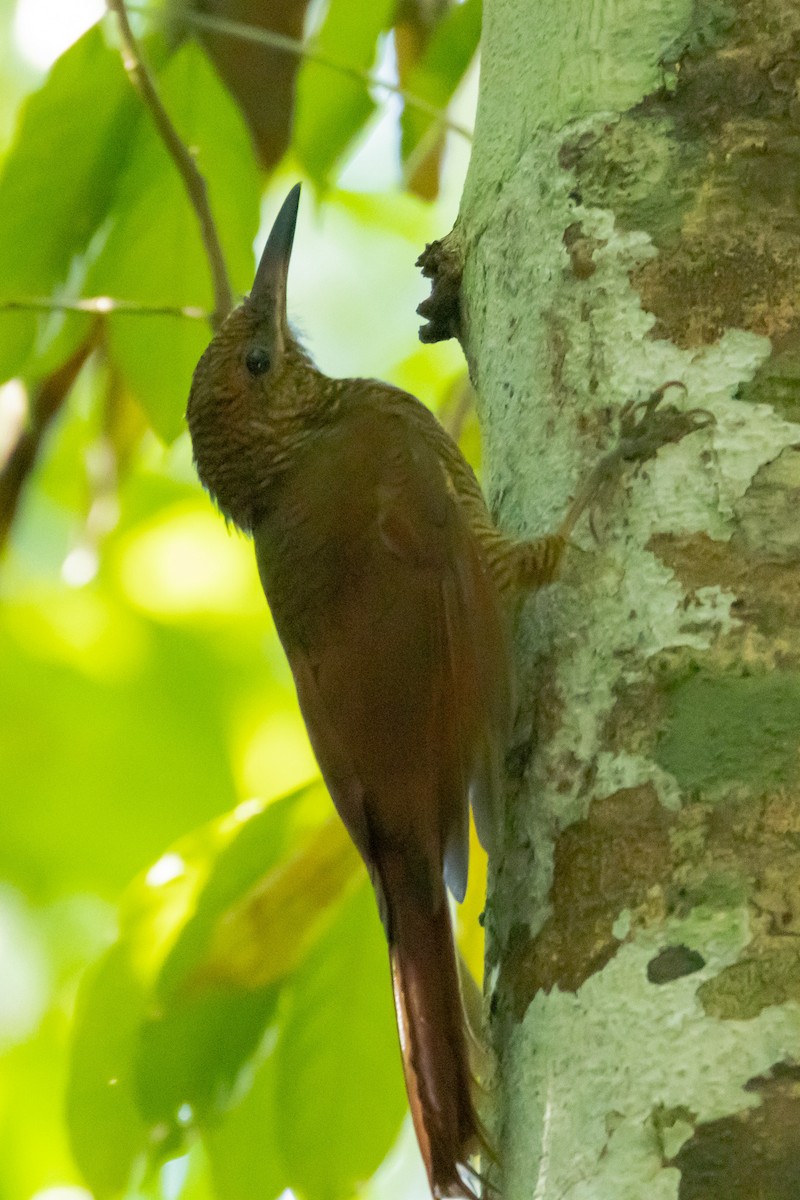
[616,381,714,474]
[577,382,714,540]
[558,381,714,545]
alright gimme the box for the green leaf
[133,785,334,1135]
[0,24,138,379]
[87,39,261,441]
[293,0,395,186]
[0,1007,90,1200]
[400,0,481,165]
[137,987,280,1138]
[175,814,361,998]
[66,785,341,1195]
[66,944,150,1199]
[30,309,96,379]
[274,880,406,1200]
[203,1041,289,1200]
[0,613,239,896]
[149,784,332,999]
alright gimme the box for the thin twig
[0,297,209,320]
[106,0,234,329]
[0,325,101,554]
[125,2,474,143]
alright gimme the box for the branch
[106,0,234,329]
[0,326,101,555]
[0,297,209,320]
[126,3,474,143]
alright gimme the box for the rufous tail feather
[381,856,491,1199]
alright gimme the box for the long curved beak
[249,183,301,328]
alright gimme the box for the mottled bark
[448,1,800,1196]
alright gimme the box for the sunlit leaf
[456,817,487,982]
[0,608,238,895]
[128,785,327,1125]
[292,0,394,186]
[0,24,138,380]
[137,987,280,1150]
[136,790,353,1135]
[203,1036,289,1200]
[29,307,96,380]
[275,880,406,1200]
[400,0,480,174]
[190,814,360,992]
[87,39,261,441]
[0,1019,85,1199]
[195,0,315,170]
[170,1142,217,1200]
[147,784,330,1001]
[67,783,356,1195]
[113,502,266,621]
[67,943,150,1198]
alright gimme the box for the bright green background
[0,5,483,1200]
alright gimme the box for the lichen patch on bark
[511,614,800,1013]
[633,227,800,350]
[647,944,706,984]
[499,785,674,1016]
[602,618,800,1019]
[489,355,800,1015]
[604,439,800,800]
[699,950,800,1019]
[561,0,800,363]
[650,540,800,646]
[738,350,800,424]
[562,221,606,280]
[657,669,800,791]
[671,1060,800,1198]
[501,769,800,1018]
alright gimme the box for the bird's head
[187,184,324,528]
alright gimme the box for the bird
[186,183,709,1198]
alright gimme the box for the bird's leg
[491,383,714,597]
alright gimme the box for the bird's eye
[246,347,271,376]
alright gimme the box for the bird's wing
[254,403,512,904]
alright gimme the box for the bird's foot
[562,382,714,542]
[615,381,714,474]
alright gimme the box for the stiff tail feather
[382,858,491,1199]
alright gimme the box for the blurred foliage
[0,4,482,1200]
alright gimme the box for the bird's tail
[381,856,490,1199]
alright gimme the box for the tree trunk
[445,1,800,1195]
